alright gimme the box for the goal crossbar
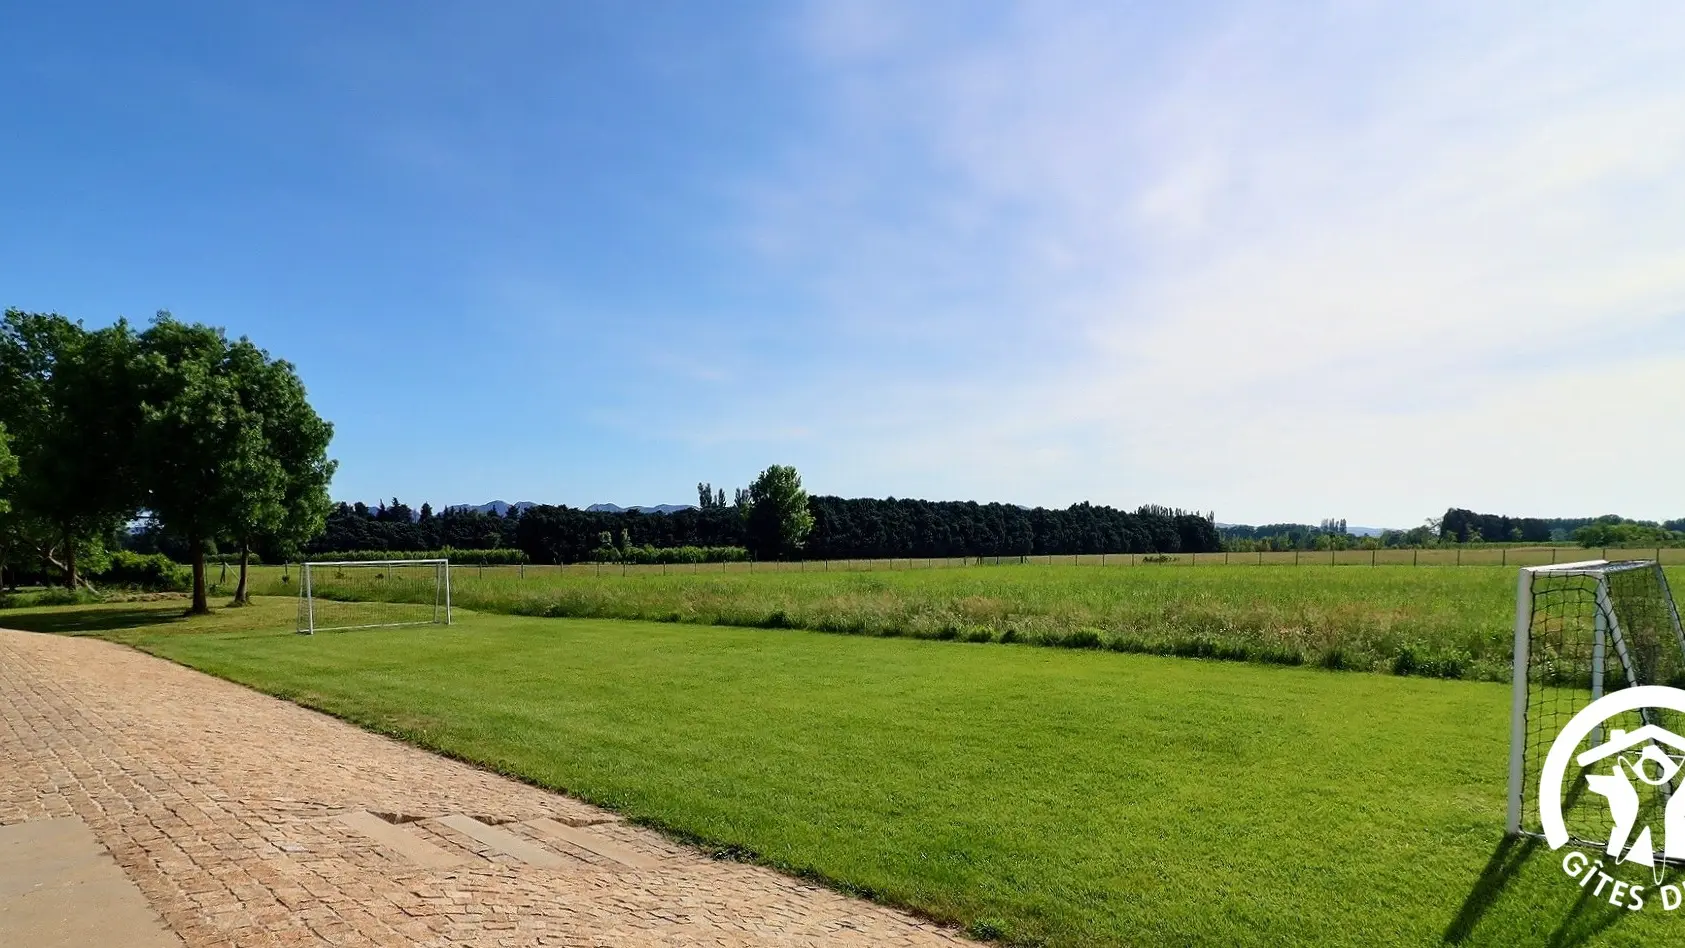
[1522,559,1658,577]
[303,558,450,568]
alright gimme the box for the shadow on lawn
[1444,834,1541,943]
[0,605,188,636]
[1445,832,1640,948]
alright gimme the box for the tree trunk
[63,523,77,590]
[38,546,97,592]
[234,540,250,604]
[189,540,209,614]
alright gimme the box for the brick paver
[0,629,970,947]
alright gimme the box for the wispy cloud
[699,0,1685,522]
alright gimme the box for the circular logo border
[1539,685,1685,849]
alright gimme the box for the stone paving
[0,629,970,947]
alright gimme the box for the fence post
[1294,550,1299,566]
[1372,549,1376,567]
[479,564,483,579]
[1551,547,1556,565]
[1457,548,1461,566]
[1413,549,1418,566]
[1258,550,1263,565]
[1501,549,1506,567]
[520,563,525,579]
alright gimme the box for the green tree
[0,310,145,588]
[225,338,336,603]
[741,464,814,560]
[0,422,15,512]
[0,422,14,589]
[136,315,285,613]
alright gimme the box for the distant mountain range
[450,501,698,516]
[584,503,697,515]
[453,500,538,517]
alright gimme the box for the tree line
[1221,509,1685,552]
[0,309,334,611]
[307,500,521,553]
[303,468,1222,563]
[1440,508,1685,547]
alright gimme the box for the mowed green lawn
[0,597,1663,946]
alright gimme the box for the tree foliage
[741,464,813,560]
[1439,508,1599,544]
[0,310,146,587]
[1572,518,1685,549]
[223,337,336,601]
[1438,508,1684,547]
[135,317,261,612]
[134,314,336,612]
[293,491,1224,565]
[1,307,335,601]
[0,422,14,514]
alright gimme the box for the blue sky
[4,1,1682,526]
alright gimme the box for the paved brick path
[0,629,969,947]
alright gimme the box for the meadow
[0,596,1666,947]
[247,562,1685,683]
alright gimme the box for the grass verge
[247,564,1685,682]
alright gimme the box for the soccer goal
[1507,559,1685,843]
[296,559,451,634]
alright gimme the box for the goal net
[296,559,451,634]
[1508,560,1685,846]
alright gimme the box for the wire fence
[353,545,1685,581]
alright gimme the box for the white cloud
[711,0,1685,523]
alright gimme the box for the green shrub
[1064,629,1103,649]
[591,545,750,565]
[93,551,190,591]
[34,587,99,606]
[1391,647,1419,676]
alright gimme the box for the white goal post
[296,558,451,634]
[1507,559,1685,842]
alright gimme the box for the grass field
[1,596,1670,947]
[246,563,1685,683]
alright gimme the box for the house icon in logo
[1576,724,1685,868]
